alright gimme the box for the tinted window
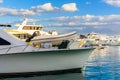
[0,37,11,45]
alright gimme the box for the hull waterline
[0,48,94,77]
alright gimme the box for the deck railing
[0,44,30,54]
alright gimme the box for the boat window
[36,27,40,30]
[23,26,42,30]
[23,26,29,30]
[33,27,35,30]
[37,27,42,30]
[30,27,32,30]
[0,37,11,45]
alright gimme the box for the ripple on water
[83,46,120,80]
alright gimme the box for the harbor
[0,18,120,79]
[0,0,120,80]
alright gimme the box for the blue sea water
[83,46,120,80]
[1,46,120,80]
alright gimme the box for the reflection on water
[1,73,85,80]
[83,46,120,80]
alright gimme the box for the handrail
[22,44,29,51]
[6,47,11,53]
[0,44,30,54]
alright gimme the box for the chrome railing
[0,44,30,54]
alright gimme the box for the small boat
[0,30,95,77]
[30,31,78,46]
[105,42,120,46]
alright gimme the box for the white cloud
[86,2,91,5]
[19,9,35,15]
[40,3,54,11]
[27,14,120,34]
[39,3,54,11]
[61,3,78,12]
[32,3,78,13]
[0,2,79,16]
[98,15,120,22]
[0,7,17,16]
[32,3,58,12]
[32,3,54,11]
[82,14,96,21]
[0,0,3,3]
[103,0,120,7]
[45,16,82,23]
[68,22,77,26]
[0,7,35,16]
[51,16,70,22]
[40,14,120,27]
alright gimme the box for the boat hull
[0,48,94,76]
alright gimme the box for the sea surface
[1,46,120,80]
[83,46,120,80]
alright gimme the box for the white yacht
[0,30,95,77]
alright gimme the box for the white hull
[0,48,94,75]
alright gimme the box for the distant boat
[103,35,120,46]
[5,18,45,40]
[0,30,95,77]
[105,42,120,46]
[6,18,78,46]
[0,24,11,27]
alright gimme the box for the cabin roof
[0,30,27,45]
[5,30,27,34]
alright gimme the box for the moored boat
[5,18,57,40]
[0,30,95,77]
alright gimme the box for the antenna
[23,14,26,20]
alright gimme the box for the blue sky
[0,0,120,35]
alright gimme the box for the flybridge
[0,24,11,27]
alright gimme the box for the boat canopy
[0,30,27,45]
